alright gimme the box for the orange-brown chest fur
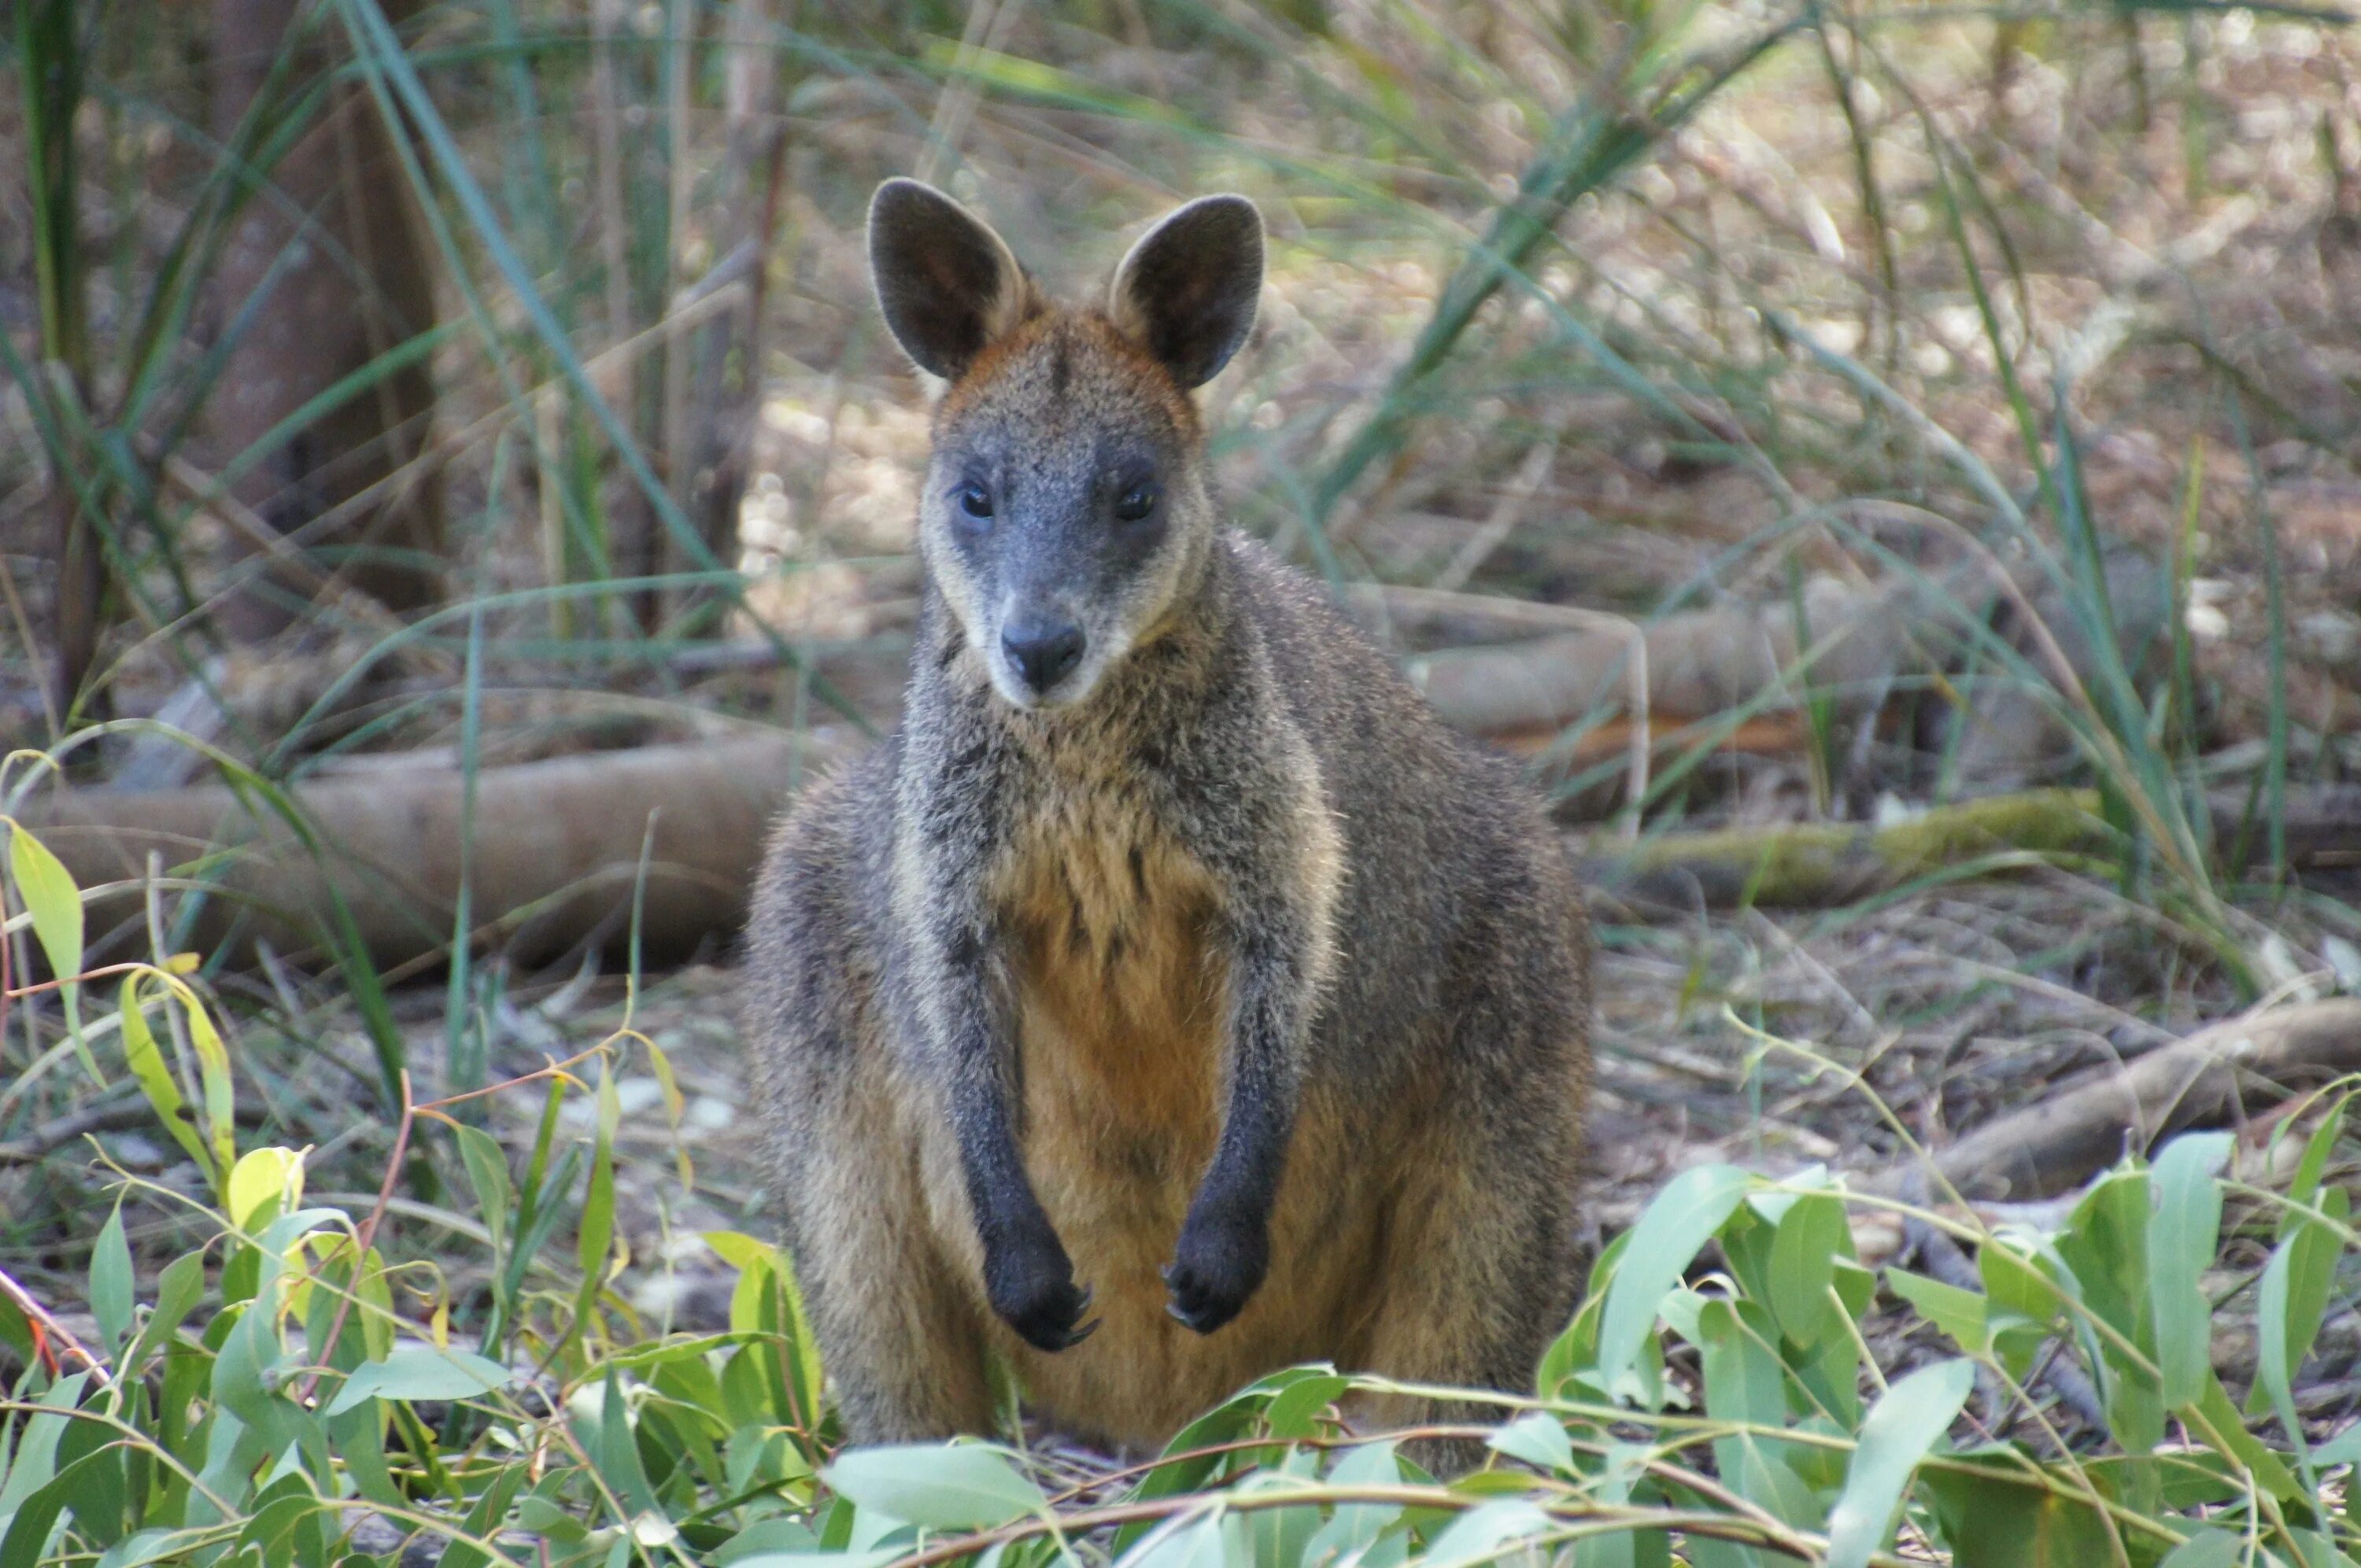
[977,776,1379,1449]
[998,784,1226,1212]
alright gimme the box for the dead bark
[1916,1000,2361,1200]
[21,734,841,972]
[208,0,444,640]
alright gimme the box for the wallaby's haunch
[745,179,1592,1458]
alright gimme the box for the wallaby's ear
[868,178,1033,380]
[1107,194,1264,388]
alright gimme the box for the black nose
[1001,620,1086,693]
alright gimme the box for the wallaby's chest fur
[980,751,1372,1447]
[1000,784,1224,1190]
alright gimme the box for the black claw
[1062,1315,1101,1348]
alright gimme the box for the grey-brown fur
[743,180,1591,1463]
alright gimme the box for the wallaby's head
[868,178,1263,710]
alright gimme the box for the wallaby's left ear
[1107,194,1264,388]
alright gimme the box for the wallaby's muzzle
[1000,615,1086,696]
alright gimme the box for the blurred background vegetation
[6,0,2361,1463]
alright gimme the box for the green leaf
[1243,1453,1326,1568]
[2147,1131,2232,1411]
[822,1444,1044,1529]
[94,1529,194,1568]
[2058,1171,2163,1452]
[224,1146,304,1233]
[1694,1297,1808,1561]
[1824,1359,1973,1568]
[1488,1411,1575,1473]
[575,1064,620,1324]
[1885,1269,1988,1356]
[2279,1186,2346,1388]
[438,1458,529,1568]
[117,978,212,1182]
[2192,1370,2301,1503]
[8,826,98,1086]
[2156,1529,2244,1568]
[1302,1440,1403,1564]
[1125,1511,1252,1568]
[1597,1164,1753,1404]
[0,1452,113,1568]
[88,1205,132,1356]
[321,1347,514,1415]
[1426,1499,1554,1566]
[179,991,237,1191]
[453,1123,512,1256]
[714,1519,822,1566]
[1978,1234,2065,1371]
[1262,1370,1348,1439]
[2282,1095,2349,1217]
[9,827,87,1055]
[1767,1191,1848,1348]
[0,1374,88,1523]
[591,1367,660,1516]
[116,1248,201,1385]
[1922,1459,2115,1568]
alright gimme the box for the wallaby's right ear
[868,179,1033,380]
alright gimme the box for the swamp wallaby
[745,179,1592,1458]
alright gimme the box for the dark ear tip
[1186,194,1264,239]
[869,177,949,229]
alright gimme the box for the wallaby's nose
[1001,619,1086,695]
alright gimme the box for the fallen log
[1916,999,2361,1200]
[19,732,844,972]
[1587,786,2361,908]
[1584,789,2108,906]
[1403,572,1926,740]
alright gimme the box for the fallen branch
[21,732,843,972]
[1919,999,2361,1200]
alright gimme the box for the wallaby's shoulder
[1213,533,1492,772]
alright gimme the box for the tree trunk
[21,0,108,726]
[680,0,790,619]
[207,0,444,640]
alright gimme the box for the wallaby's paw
[985,1233,1098,1352]
[1162,1210,1268,1334]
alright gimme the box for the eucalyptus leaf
[822,1444,1044,1529]
[321,1347,515,1415]
[1824,1359,1973,1568]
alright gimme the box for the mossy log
[1584,788,2112,906]
[1587,786,2361,908]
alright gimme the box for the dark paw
[983,1229,1098,1352]
[1162,1209,1269,1335]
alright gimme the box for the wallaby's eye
[1113,482,1159,523]
[956,483,995,522]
